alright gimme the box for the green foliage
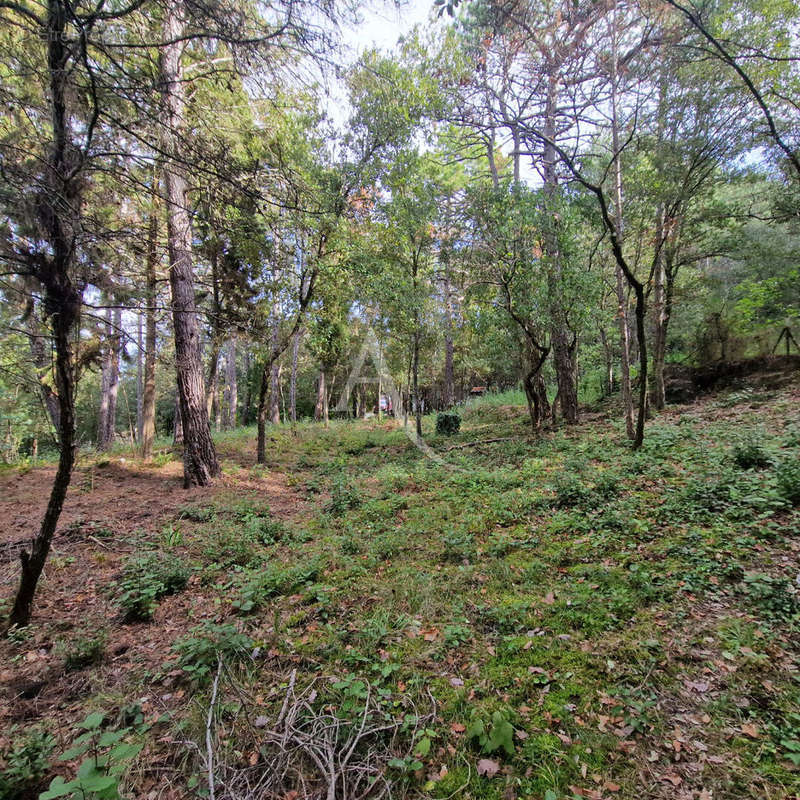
[325,478,362,516]
[117,553,189,622]
[172,622,253,683]
[39,712,141,800]
[466,709,516,756]
[0,727,54,799]
[435,411,461,436]
[731,431,772,469]
[232,559,324,613]
[741,573,799,621]
[775,457,800,505]
[442,529,476,564]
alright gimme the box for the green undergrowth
[6,381,800,800]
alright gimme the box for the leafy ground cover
[1,379,799,800]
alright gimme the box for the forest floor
[1,378,799,800]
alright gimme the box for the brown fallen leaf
[605,781,621,792]
[476,758,500,778]
[659,773,682,787]
[543,591,556,605]
[740,722,759,738]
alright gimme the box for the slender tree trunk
[27,309,61,440]
[269,314,281,425]
[609,0,635,438]
[206,348,219,419]
[443,266,455,408]
[10,294,79,628]
[98,307,113,448]
[413,330,422,438]
[269,361,281,425]
[256,364,269,463]
[224,335,237,429]
[314,369,326,422]
[141,207,158,460]
[243,347,252,425]
[290,328,301,424]
[136,312,143,441]
[542,76,578,424]
[159,0,219,487]
[100,306,122,449]
[10,0,81,626]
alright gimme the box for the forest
[0,0,799,797]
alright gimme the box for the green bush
[232,559,324,613]
[39,712,141,800]
[0,727,54,799]
[325,478,362,516]
[775,458,800,505]
[731,432,772,470]
[742,572,799,621]
[172,622,253,682]
[436,411,461,436]
[117,553,189,622]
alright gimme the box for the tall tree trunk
[610,0,635,438]
[99,305,122,449]
[542,76,578,424]
[98,306,113,448]
[289,328,301,424]
[141,206,158,460]
[269,314,281,425]
[413,330,422,438]
[652,253,675,410]
[10,0,81,627]
[314,369,326,422]
[205,245,221,418]
[136,312,143,441]
[269,362,281,425]
[243,347,252,425]
[224,335,237,429]
[443,265,455,408]
[27,308,61,440]
[159,0,219,487]
[10,290,80,627]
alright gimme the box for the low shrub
[172,622,253,683]
[436,412,461,436]
[117,552,189,622]
[775,458,800,506]
[58,630,107,671]
[0,726,54,799]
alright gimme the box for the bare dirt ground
[0,455,304,742]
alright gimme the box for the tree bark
[224,335,237,429]
[173,389,183,445]
[98,306,113,447]
[10,0,82,627]
[314,369,326,422]
[141,206,158,460]
[269,314,281,425]
[98,305,122,450]
[442,264,455,408]
[159,0,219,487]
[610,0,635,438]
[136,311,143,441]
[290,327,301,424]
[542,75,578,424]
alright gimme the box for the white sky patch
[321,0,435,129]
